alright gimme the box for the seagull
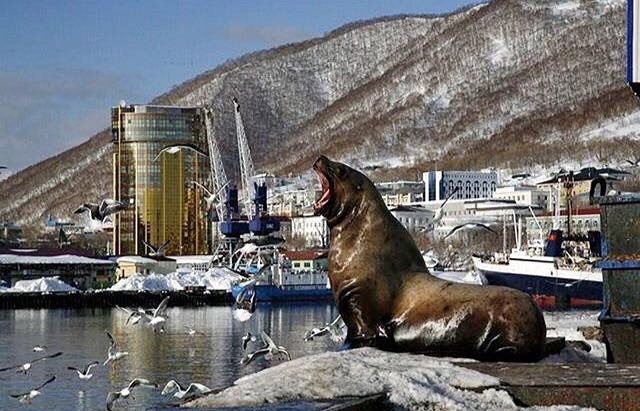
[106,378,157,411]
[103,331,129,366]
[627,159,640,168]
[161,380,212,400]
[184,326,205,336]
[0,165,6,169]
[432,187,459,226]
[240,331,291,365]
[32,345,47,352]
[191,181,229,211]
[304,315,345,342]
[233,284,257,322]
[242,332,257,351]
[67,361,100,380]
[444,223,497,240]
[74,199,126,223]
[0,352,62,374]
[143,296,170,333]
[142,240,170,257]
[115,306,145,326]
[9,376,56,405]
[153,143,209,162]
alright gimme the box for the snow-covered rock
[9,277,79,293]
[187,347,591,410]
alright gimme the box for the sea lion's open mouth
[313,164,332,214]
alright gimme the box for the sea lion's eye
[335,167,346,178]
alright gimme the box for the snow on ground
[542,310,605,363]
[8,277,79,293]
[109,267,245,292]
[488,30,513,67]
[188,347,592,411]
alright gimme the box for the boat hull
[231,284,333,302]
[473,257,602,309]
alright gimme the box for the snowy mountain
[1,0,637,227]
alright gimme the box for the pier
[0,290,232,309]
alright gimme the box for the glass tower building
[112,104,210,256]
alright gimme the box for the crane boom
[203,107,228,222]
[233,98,256,216]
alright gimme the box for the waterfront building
[0,248,115,289]
[115,255,177,280]
[282,250,328,273]
[291,215,329,248]
[525,208,601,244]
[389,205,435,233]
[493,186,551,210]
[112,104,210,256]
[376,180,424,208]
[268,188,318,217]
[423,170,497,203]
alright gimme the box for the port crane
[233,98,280,237]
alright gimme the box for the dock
[0,290,232,309]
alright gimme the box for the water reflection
[0,302,339,411]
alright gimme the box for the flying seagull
[233,283,257,322]
[304,315,346,342]
[32,345,47,352]
[74,199,126,223]
[191,181,229,211]
[242,332,257,351]
[106,378,157,411]
[153,143,209,162]
[240,331,291,365]
[142,240,170,257]
[161,380,212,400]
[432,187,459,226]
[626,159,640,168]
[9,376,56,405]
[103,331,129,366]
[67,361,100,380]
[444,223,497,240]
[115,306,144,326]
[144,296,170,333]
[0,352,63,374]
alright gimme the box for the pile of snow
[0,286,8,293]
[109,267,244,292]
[188,347,590,410]
[8,277,79,293]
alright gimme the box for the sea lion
[313,155,546,361]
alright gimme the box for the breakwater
[0,290,232,309]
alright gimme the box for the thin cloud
[0,68,141,171]
[222,25,310,45]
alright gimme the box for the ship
[228,243,333,302]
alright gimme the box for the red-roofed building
[283,249,328,273]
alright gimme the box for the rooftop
[283,250,328,261]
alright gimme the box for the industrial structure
[111,104,210,256]
[423,170,497,203]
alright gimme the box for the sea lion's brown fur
[313,156,546,361]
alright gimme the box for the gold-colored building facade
[112,105,209,256]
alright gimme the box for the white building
[525,208,601,243]
[493,186,551,211]
[268,189,319,217]
[389,206,435,233]
[423,170,497,203]
[376,180,424,208]
[291,215,329,248]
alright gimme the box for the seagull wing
[128,378,157,390]
[32,351,63,363]
[329,315,343,327]
[183,144,209,158]
[260,331,277,349]
[191,181,213,197]
[106,331,116,349]
[186,383,212,395]
[154,296,170,318]
[277,347,292,360]
[125,311,140,325]
[476,223,497,235]
[441,186,459,208]
[161,380,181,395]
[241,348,269,365]
[0,363,20,372]
[106,391,120,411]
[142,240,158,254]
[34,375,56,391]
[157,240,171,255]
[444,224,466,240]
[85,361,99,374]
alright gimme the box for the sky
[0,0,476,172]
